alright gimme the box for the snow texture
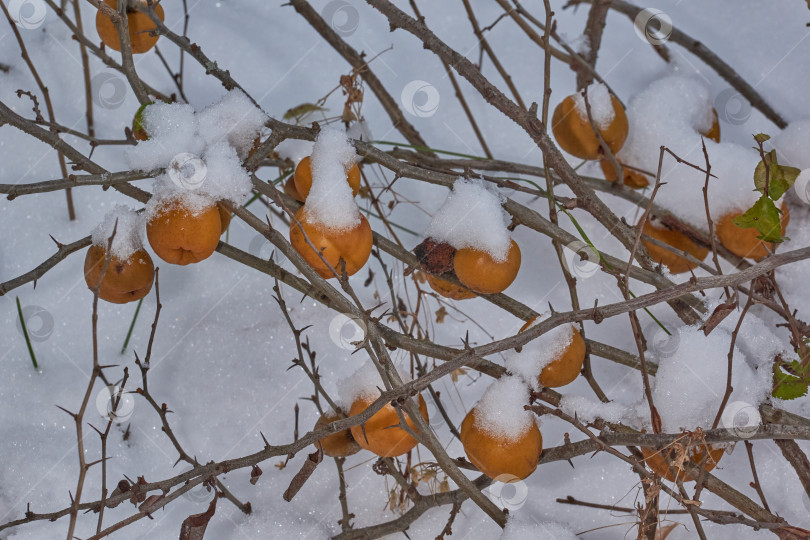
[504,315,575,390]
[302,127,361,231]
[126,90,264,207]
[336,360,413,409]
[126,102,205,171]
[793,168,810,205]
[559,394,632,425]
[144,176,217,220]
[3,1,810,538]
[425,179,512,261]
[774,119,810,169]
[501,516,578,540]
[649,323,774,433]
[90,205,145,260]
[196,89,268,159]
[571,81,615,128]
[618,75,763,227]
[199,141,253,204]
[473,375,534,442]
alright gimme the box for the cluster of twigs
[2,1,810,539]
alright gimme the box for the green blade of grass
[16,296,38,370]
[360,207,420,237]
[549,197,671,336]
[628,290,671,336]
[120,297,143,355]
[244,170,294,209]
[371,140,486,160]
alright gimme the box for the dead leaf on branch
[282,446,324,502]
[249,465,262,486]
[450,367,467,384]
[139,494,163,517]
[700,293,738,336]
[654,523,678,539]
[179,495,218,540]
[644,482,661,505]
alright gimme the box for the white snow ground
[2,1,810,539]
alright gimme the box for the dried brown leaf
[282,446,324,502]
[249,465,262,486]
[179,496,217,540]
[654,523,678,540]
[450,367,466,384]
[700,294,738,336]
[644,482,661,505]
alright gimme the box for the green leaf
[753,150,800,200]
[772,360,810,400]
[132,101,155,136]
[283,103,326,120]
[754,133,771,144]
[732,195,783,242]
[734,195,782,242]
[773,376,808,400]
[788,359,810,378]
[773,366,809,399]
[753,149,775,192]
